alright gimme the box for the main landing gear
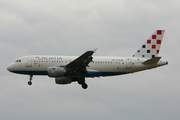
[78,77,88,89]
[28,75,33,85]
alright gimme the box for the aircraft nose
[7,63,13,72]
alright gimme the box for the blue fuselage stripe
[10,70,129,77]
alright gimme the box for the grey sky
[0,0,180,120]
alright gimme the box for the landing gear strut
[28,75,33,85]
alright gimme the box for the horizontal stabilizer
[143,57,161,65]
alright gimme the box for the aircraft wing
[65,49,96,71]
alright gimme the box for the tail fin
[133,30,165,58]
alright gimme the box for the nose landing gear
[28,75,33,85]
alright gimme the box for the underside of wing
[65,49,96,71]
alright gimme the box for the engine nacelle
[47,66,66,77]
[55,77,72,84]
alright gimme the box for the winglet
[93,48,98,53]
[143,57,161,65]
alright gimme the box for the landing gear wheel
[78,77,85,85]
[78,80,82,85]
[28,81,32,85]
[82,83,88,89]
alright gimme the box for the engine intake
[47,66,66,77]
[55,77,72,84]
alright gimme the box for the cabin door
[26,57,32,67]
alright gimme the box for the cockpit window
[15,60,21,62]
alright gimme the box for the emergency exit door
[126,58,132,69]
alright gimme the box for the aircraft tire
[28,81,32,85]
[78,80,83,85]
[82,83,88,89]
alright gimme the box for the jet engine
[47,66,66,77]
[55,77,72,84]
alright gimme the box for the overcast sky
[0,0,180,120]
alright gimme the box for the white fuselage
[7,55,167,77]
[6,30,168,89]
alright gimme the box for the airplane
[7,30,168,89]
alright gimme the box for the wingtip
[93,48,98,53]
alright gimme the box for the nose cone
[7,63,13,72]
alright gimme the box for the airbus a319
[7,30,168,89]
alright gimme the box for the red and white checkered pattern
[134,30,165,58]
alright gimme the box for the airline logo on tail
[133,30,165,58]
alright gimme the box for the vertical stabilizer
[133,30,165,58]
